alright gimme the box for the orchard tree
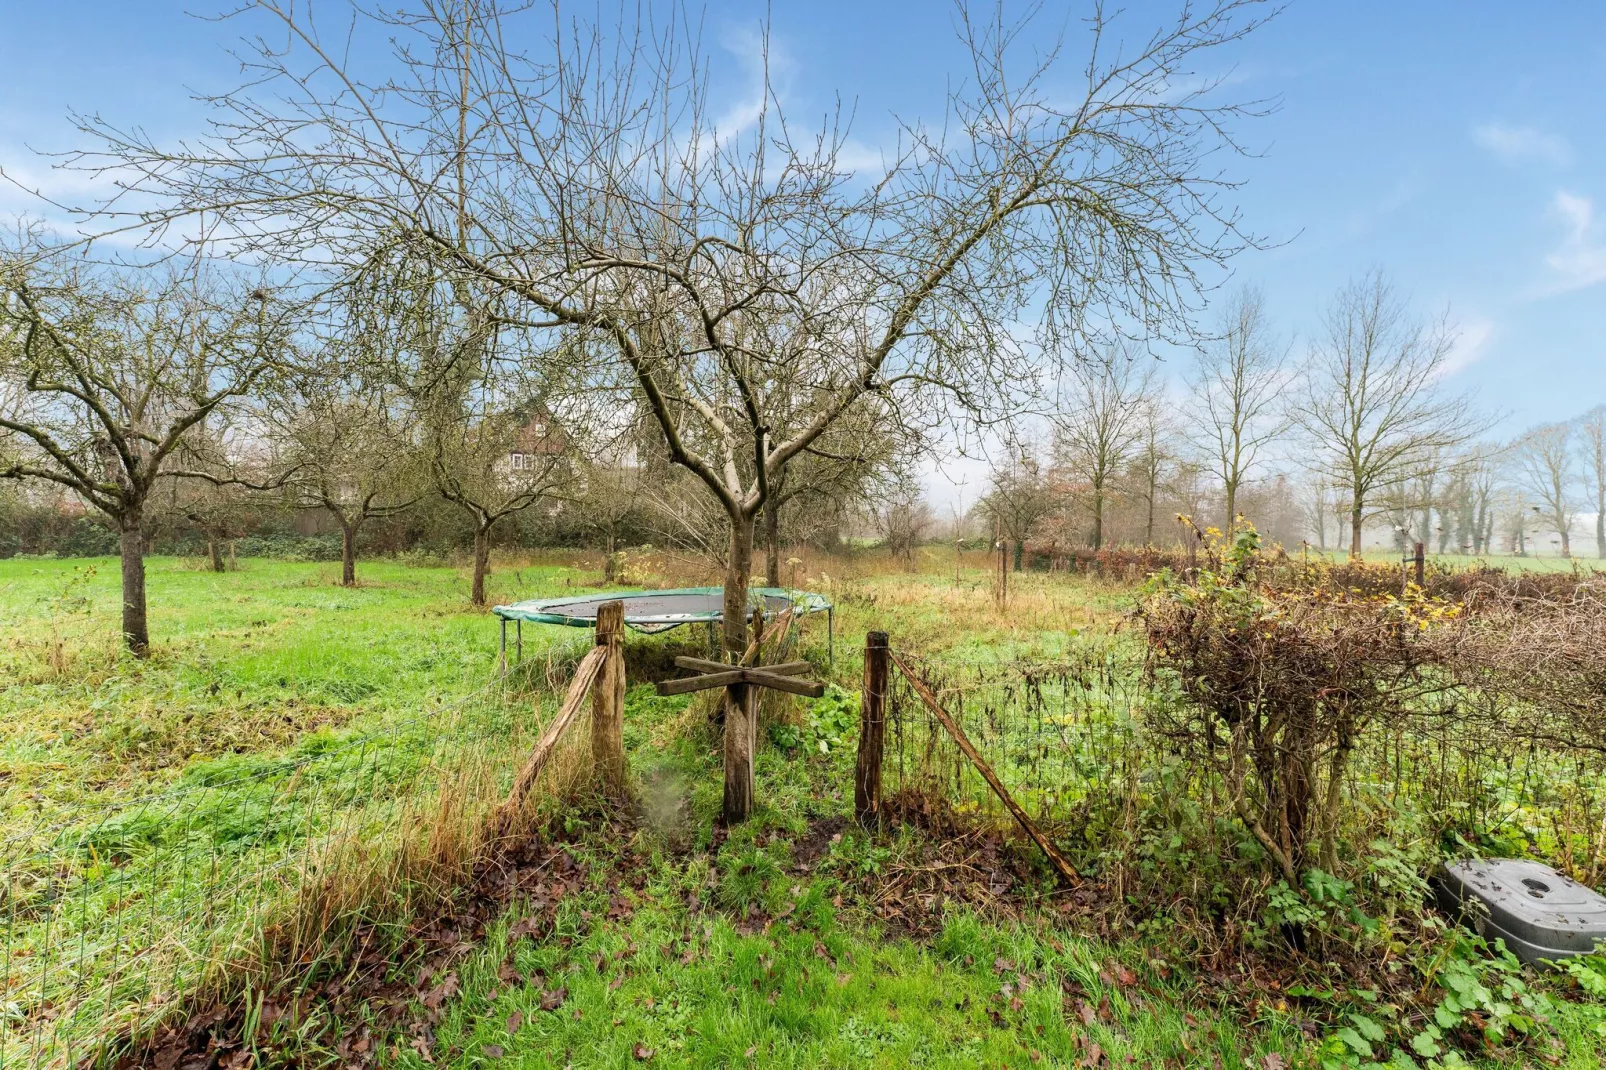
[266,352,420,586]
[976,446,1054,569]
[876,478,935,568]
[72,0,1274,821]
[428,399,570,605]
[1293,272,1472,557]
[0,245,282,654]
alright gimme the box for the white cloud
[1545,191,1606,293]
[1438,316,1494,379]
[712,26,795,144]
[1471,122,1571,166]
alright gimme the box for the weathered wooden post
[1413,541,1426,589]
[722,604,763,823]
[855,631,890,828]
[655,601,823,826]
[591,600,627,795]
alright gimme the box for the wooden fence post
[855,631,890,828]
[591,600,626,795]
[722,604,763,824]
[1413,541,1425,588]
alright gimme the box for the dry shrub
[1139,527,1450,882]
[1427,578,1606,757]
[1308,556,1604,607]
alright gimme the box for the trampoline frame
[493,586,834,670]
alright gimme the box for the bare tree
[1129,398,1175,547]
[758,395,915,586]
[1302,476,1333,551]
[1186,286,1288,532]
[0,246,281,654]
[876,480,935,568]
[69,0,1273,821]
[1292,272,1472,557]
[428,397,570,605]
[1053,350,1158,550]
[1579,406,1606,559]
[267,355,420,586]
[1517,422,1577,557]
[157,419,264,571]
[975,445,1054,568]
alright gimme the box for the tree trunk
[722,513,756,824]
[1597,499,1604,560]
[208,536,224,573]
[119,507,149,657]
[1013,540,1024,572]
[764,495,782,586]
[471,523,492,605]
[1145,475,1157,547]
[1559,524,1571,557]
[1223,482,1237,535]
[340,520,358,586]
[1349,499,1364,559]
[1091,488,1105,551]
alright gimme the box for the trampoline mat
[493,587,830,634]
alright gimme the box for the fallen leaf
[1262,1056,1287,1070]
[482,1045,504,1059]
[420,973,459,1010]
[506,1011,523,1033]
[632,1043,655,1060]
[540,987,568,1011]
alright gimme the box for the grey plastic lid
[1439,859,1606,965]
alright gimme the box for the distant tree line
[970,274,1603,565]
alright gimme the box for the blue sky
[2,1,1602,459]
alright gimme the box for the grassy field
[2,551,1603,1068]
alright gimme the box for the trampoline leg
[499,618,507,677]
[516,620,523,665]
[828,607,835,668]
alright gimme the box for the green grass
[0,555,608,836]
[1303,549,1603,573]
[386,682,1313,1070]
[2,551,1602,1068]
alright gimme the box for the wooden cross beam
[656,656,825,699]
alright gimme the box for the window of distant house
[509,452,528,470]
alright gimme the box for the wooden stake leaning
[499,643,607,820]
[888,650,1080,885]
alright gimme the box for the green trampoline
[492,586,834,665]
